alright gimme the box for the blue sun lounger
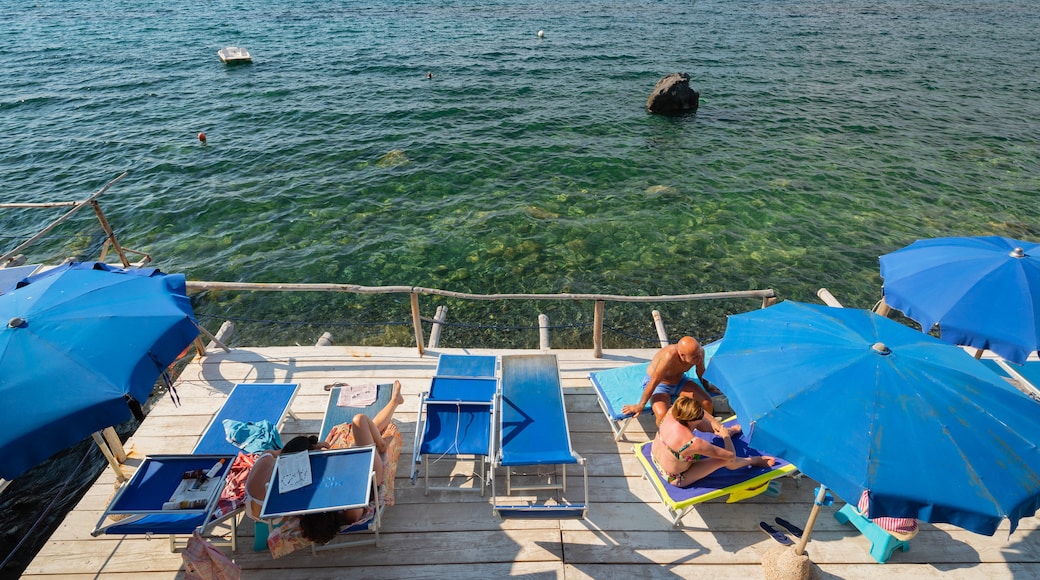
[194,382,299,455]
[589,341,721,441]
[92,382,300,550]
[492,354,588,519]
[261,446,383,551]
[411,354,498,495]
[319,383,394,441]
[90,454,236,550]
[634,418,797,527]
[979,358,1040,400]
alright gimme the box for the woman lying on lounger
[244,380,404,524]
[297,380,405,545]
[243,435,330,521]
[651,397,775,488]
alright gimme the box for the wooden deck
[24,345,1040,579]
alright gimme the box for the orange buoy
[198,132,207,143]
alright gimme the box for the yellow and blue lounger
[589,342,720,442]
[635,418,796,527]
[411,354,498,495]
[493,354,588,519]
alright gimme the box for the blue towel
[223,419,283,453]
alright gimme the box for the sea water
[0,0,1038,572]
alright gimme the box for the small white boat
[217,46,252,65]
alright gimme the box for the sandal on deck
[759,521,793,545]
[775,517,804,538]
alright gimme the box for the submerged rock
[646,73,700,115]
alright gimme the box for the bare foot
[750,456,776,468]
[392,380,404,405]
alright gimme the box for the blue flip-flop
[759,521,794,545]
[775,517,804,538]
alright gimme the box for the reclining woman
[651,397,775,488]
[244,380,404,523]
[298,380,405,545]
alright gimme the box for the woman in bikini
[650,397,775,487]
[244,380,405,523]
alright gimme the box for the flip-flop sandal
[759,521,793,545]
[775,517,804,538]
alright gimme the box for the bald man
[622,336,719,425]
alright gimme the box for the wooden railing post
[411,292,425,357]
[652,310,669,347]
[538,314,550,350]
[592,300,605,358]
[428,305,448,349]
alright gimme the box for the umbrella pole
[794,485,830,556]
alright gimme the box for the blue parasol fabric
[0,262,199,480]
[704,301,1040,536]
[879,235,1040,364]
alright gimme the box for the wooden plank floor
[23,345,1040,579]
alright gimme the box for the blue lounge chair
[91,454,236,551]
[633,418,797,527]
[493,354,588,519]
[411,354,498,495]
[979,358,1040,400]
[589,341,721,441]
[319,383,393,441]
[92,382,300,551]
[194,383,299,454]
[261,446,383,551]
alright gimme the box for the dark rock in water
[646,73,700,115]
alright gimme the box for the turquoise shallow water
[2,0,1039,349]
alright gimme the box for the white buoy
[537,30,545,38]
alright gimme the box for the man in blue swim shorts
[622,336,719,426]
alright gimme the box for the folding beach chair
[261,446,383,551]
[979,358,1040,400]
[588,341,721,441]
[319,382,394,441]
[91,454,236,551]
[92,383,300,551]
[633,418,797,527]
[492,354,588,519]
[411,354,498,495]
[193,382,299,454]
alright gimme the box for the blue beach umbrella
[879,235,1040,364]
[704,301,1040,537]
[0,262,199,480]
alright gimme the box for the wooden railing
[0,172,152,269]
[185,280,778,357]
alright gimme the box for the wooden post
[428,305,447,349]
[411,292,425,357]
[592,300,605,358]
[89,200,130,267]
[875,297,892,317]
[651,310,669,347]
[194,321,230,353]
[101,426,126,463]
[538,314,550,350]
[816,288,845,308]
[91,432,127,482]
